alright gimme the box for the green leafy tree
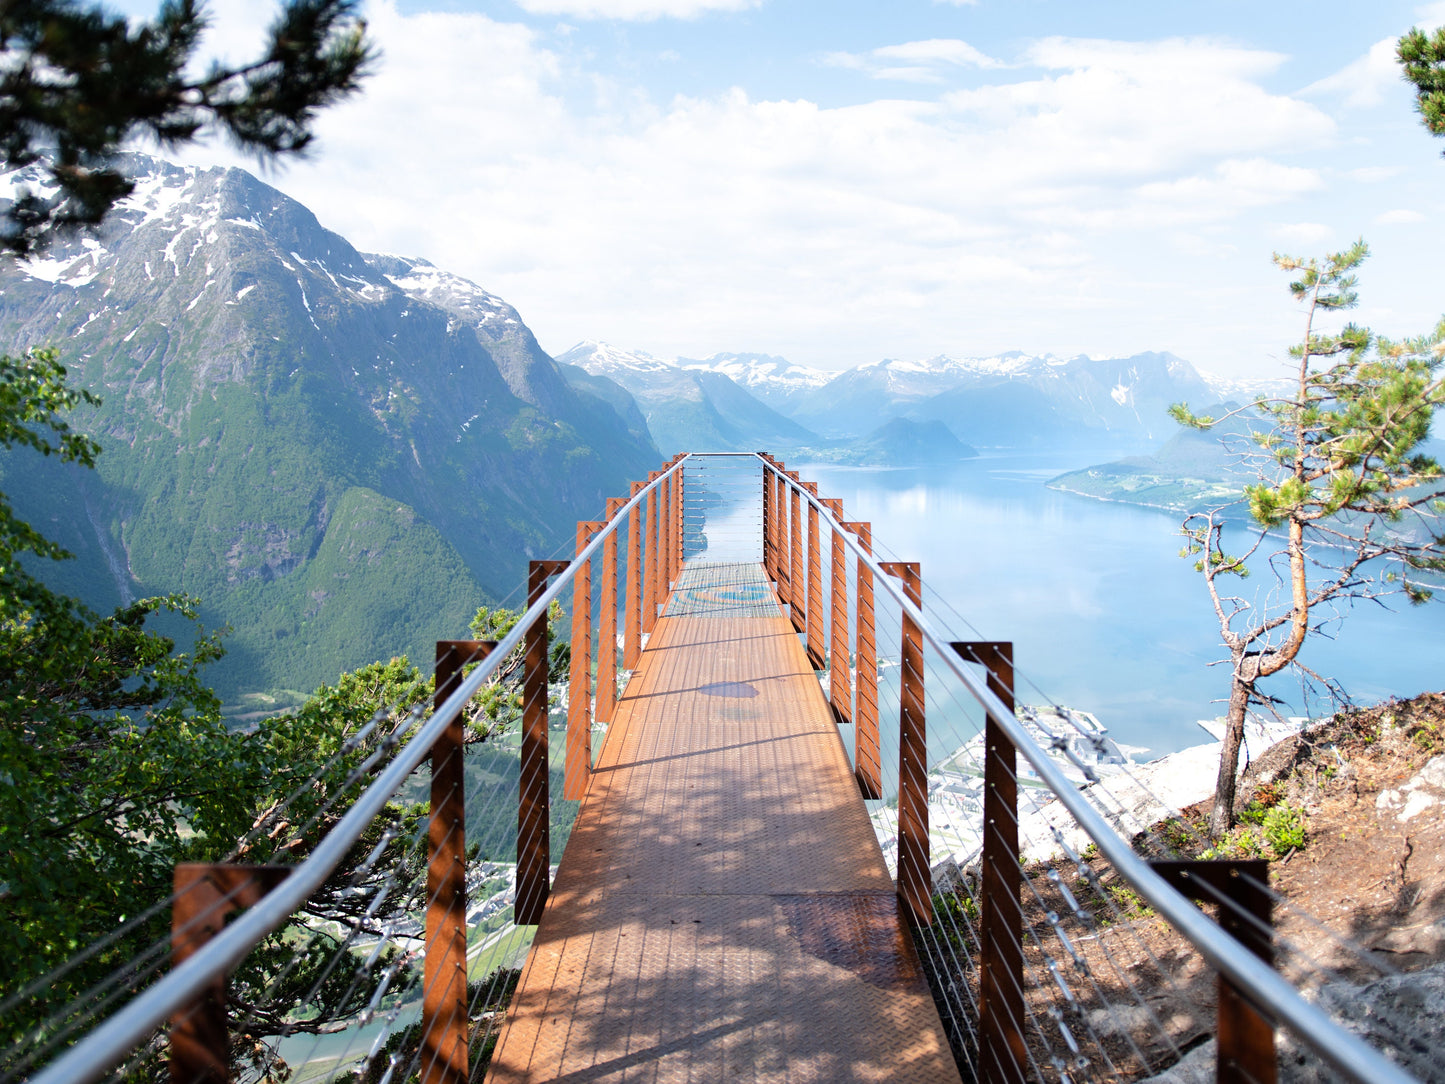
[1172,242,1445,837]
[464,601,569,737]
[0,348,265,1052]
[223,658,431,1081]
[1400,26,1445,147]
[0,0,374,254]
[0,3,377,1055]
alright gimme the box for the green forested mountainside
[0,155,657,699]
[554,363,653,446]
[1048,399,1445,518]
[1045,403,1253,512]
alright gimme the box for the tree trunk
[1209,675,1253,838]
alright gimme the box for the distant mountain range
[555,342,816,454]
[0,154,656,703]
[0,151,1296,703]
[561,342,1241,457]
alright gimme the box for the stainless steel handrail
[755,453,1411,1084]
[30,456,691,1084]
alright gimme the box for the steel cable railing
[22,456,690,1084]
[14,449,1437,1084]
[755,452,1423,1084]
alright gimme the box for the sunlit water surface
[797,455,1445,757]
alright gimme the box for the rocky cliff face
[0,154,658,699]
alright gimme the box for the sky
[112,0,1445,378]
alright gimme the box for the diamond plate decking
[484,563,961,1083]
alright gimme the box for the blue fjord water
[799,454,1445,758]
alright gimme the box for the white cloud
[1302,38,1401,109]
[164,13,1357,375]
[513,0,761,18]
[825,38,1003,83]
[874,39,1004,68]
[1135,160,1325,224]
[943,38,1333,182]
[1348,165,1404,182]
[1376,208,1427,224]
[1270,222,1335,247]
[1417,2,1445,30]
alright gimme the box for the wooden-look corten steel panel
[660,470,672,594]
[822,499,851,730]
[596,498,625,726]
[566,524,603,801]
[518,560,569,926]
[952,641,1024,1084]
[484,576,960,1084]
[675,459,685,574]
[624,482,643,670]
[773,462,791,607]
[804,485,825,671]
[425,640,495,1084]
[643,472,660,635]
[761,460,774,580]
[788,476,805,633]
[882,561,929,927]
[170,865,290,1084]
[1150,860,1277,1084]
[670,456,683,583]
[846,522,881,800]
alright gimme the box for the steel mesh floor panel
[664,561,779,618]
[485,589,960,1083]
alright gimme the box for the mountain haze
[575,345,1220,454]
[678,352,831,416]
[558,341,818,454]
[0,155,656,700]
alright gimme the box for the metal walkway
[485,561,960,1083]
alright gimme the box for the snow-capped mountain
[1198,370,1295,404]
[557,341,818,454]
[779,349,1212,444]
[564,339,678,377]
[564,340,1219,450]
[0,154,656,699]
[678,352,831,415]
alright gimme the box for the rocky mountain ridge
[570,340,1227,452]
[0,154,657,701]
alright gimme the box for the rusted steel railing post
[788,473,805,634]
[1151,860,1277,1084]
[624,482,643,670]
[660,469,672,596]
[642,472,660,634]
[424,640,494,1084]
[846,522,880,799]
[670,454,683,585]
[661,462,674,595]
[566,523,602,801]
[773,462,791,606]
[953,641,1024,1084]
[597,498,624,726]
[671,458,682,582]
[761,458,773,579]
[675,457,685,570]
[822,500,851,729]
[170,864,290,1084]
[518,560,568,926]
[882,561,928,926]
[804,483,825,670]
